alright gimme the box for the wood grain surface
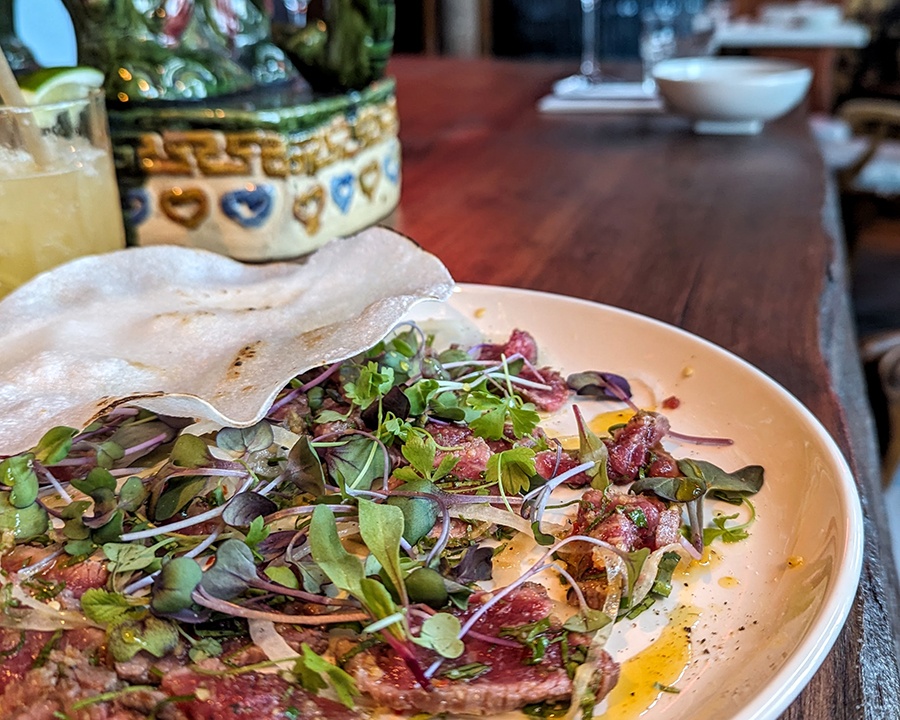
[388,55,900,720]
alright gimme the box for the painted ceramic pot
[110,79,400,261]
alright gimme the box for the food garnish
[0,321,763,718]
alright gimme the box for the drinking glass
[0,89,125,297]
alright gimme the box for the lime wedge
[19,66,105,105]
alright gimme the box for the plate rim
[447,282,865,720]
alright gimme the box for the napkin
[538,75,664,115]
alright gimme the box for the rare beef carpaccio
[0,330,728,720]
[343,583,619,716]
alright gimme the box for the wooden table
[388,55,900,720]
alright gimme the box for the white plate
[408,283,863,720]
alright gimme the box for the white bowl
[652,56,813,134]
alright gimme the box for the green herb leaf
[703,511,752,546]
[108,617,179,662]
[103,542,160,574]
[327,436,385,493]
[467,392,508,440]
[441,662,491,680]
[293,643,360,709]
[0,455,39,509]
[154,476,207,522]
[563,609,613,633]
[531,520,557,546]
[33,427,77,465]
[309,505,365,597]
[96,441,125,469]
[151,557,203,614]
[357,498,406,600]
[630,476,706,503]
[170,434,210,468]
[80,588,146,626]
[0,492,48,541]
[217,421,274,456]
[486,447,536,495]
[188,637,223,663]
[386,479,440,545]
[413,612,464,659]
[400,433,436,478]
[499,618,553,664]
[507,402,540,439]
[264,565,300,590]
[345,362,395,410]
[679,460,764,503]
[244,516,270,559]
[574,407,610,490]
[118,476,148,513]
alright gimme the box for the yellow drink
[0,92,125,298]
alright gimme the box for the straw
[0,42,52,168]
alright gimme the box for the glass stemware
[580,0,602,83]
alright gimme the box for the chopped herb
[441,662,491,680]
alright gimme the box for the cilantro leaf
[344,362,394,410]
[486,447,536,495]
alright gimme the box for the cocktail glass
[0,88,125,297]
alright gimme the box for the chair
[830,98,900,484]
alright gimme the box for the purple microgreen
[268,361,343,416]
[252,574,359,607]
[424,503,451,568]
[120,477,255,541]
[426,534,628,678]
[34,463,73,503]
[191,586,368,625]
[361,386,411,429]
[666,429,735,446]
[200,539,258,600]
[317,430,390,494]
[522,459,595,537]
[256,529,301,560]
[120,431,170,460]
[284,436,326,496]
[263,504,355,525]
[222,492,278,528]
[567,372,633,402]
[451,545,494,584]
[184,525,222,559]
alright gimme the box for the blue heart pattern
[220,184,276,228]
[123,188,150,226]
[331,173,355,214]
